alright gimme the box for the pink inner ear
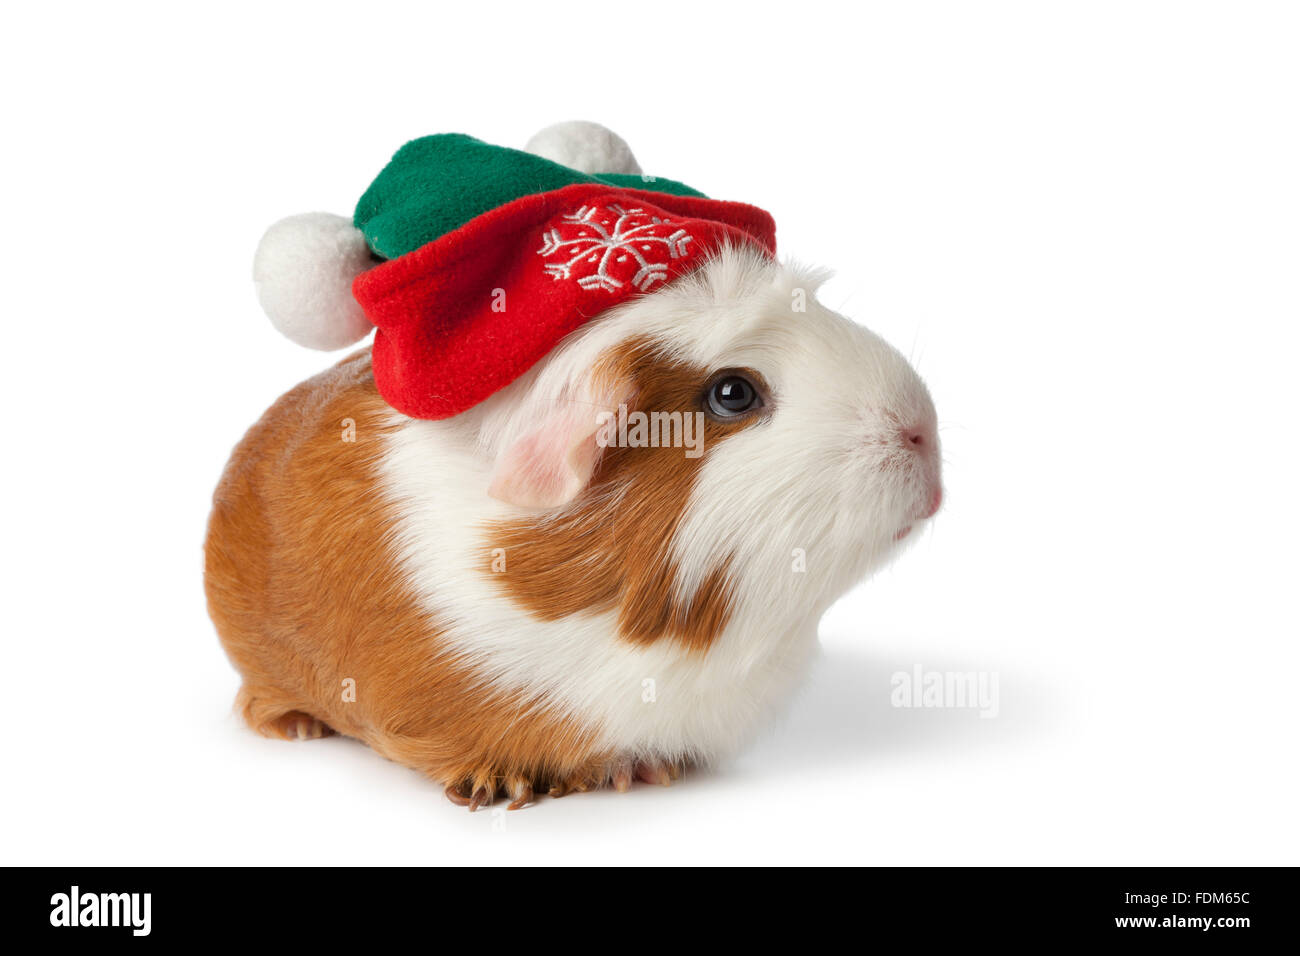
[488,407,607,509]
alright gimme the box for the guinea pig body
[205,245,941,808]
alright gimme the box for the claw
[468,785,494,812]
[636,761,673,786]
[503,774,534,811]
[282,714,332,740]
[444,784,471,807]
[611,760,633,793]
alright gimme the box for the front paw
[441,756,686,811]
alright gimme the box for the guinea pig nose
[900,424,934,451]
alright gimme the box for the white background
[2,1,1296,865]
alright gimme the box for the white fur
[377,246,940,765]
[253,212,374,351]
[524,121,642,176]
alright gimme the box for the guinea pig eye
[705,374,762,418]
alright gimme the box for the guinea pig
[205,128,942,811]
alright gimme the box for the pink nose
[897,423,941,519]
[901,426,932,450]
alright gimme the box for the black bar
[7,866,1290,944]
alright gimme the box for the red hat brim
[353,182,776,420]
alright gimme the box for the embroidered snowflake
[537,204,693,292]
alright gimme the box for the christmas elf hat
[253,122,776,420]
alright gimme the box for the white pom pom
[253,212,374,351]
[524,121,642,176]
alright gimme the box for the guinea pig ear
[487,402,615,509]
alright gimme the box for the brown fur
[484,338,764,652]
[203,351,612,798]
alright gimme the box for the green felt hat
[353,131,707,261]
